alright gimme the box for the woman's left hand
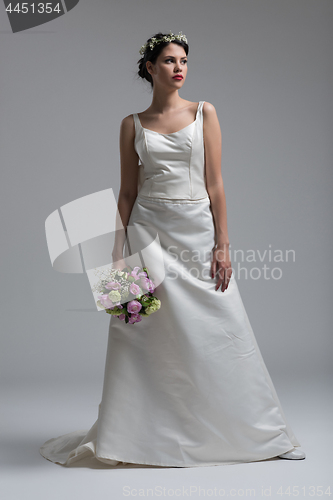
[211,244,232,292]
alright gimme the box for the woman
[40,31,305,467]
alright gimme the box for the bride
[40,31,305,467]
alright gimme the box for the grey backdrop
[1,0,332,495]
[1,0,331,383]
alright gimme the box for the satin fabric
[134,101,208,200]
[40,101,300,467]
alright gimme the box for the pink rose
[147,279,155,292]
[139,277,150,290]
[98,294,113,309]
[118,314,126,321]
[129,283,141,296]
[105,281,121,290]
[127,300,142,314]
[130,267,141,279]
[130,267,148,281]
[137,271,147,278]
[139,277,155,292]
[128,313,142,324]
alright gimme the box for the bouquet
[91,265,161,324]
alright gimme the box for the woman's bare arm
[203,102,230,247]
[112,115,140,260]
[203,102,232,291]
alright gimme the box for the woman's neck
[149,90,186,114]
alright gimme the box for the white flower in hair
[139,31,188,55]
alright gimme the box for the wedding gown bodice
[133,101,209,200]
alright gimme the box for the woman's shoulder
[182,100,215,114]
[201,101,216,115]
[120,113,137,131]
[201,101,218,127]
[120,109,149,128]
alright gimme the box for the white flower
[139,32,188,55]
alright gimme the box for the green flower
[106,306,125,316]
[144,298,161,316]
[108,290,121,303]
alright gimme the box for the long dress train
[40,101,300,467]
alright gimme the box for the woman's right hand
[111,254,128,271]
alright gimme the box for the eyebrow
[164,55,187,59]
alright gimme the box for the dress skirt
[39,194,300,468]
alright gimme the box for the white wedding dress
[40,101,301,467]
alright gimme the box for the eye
[165,58,188,64]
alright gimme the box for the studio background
[1,0,331,497]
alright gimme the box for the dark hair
[137,32,189,89]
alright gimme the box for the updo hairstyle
[137,32,189,88]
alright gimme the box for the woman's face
[146,43,188,89]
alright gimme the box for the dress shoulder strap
[132,113,140,131]
[197,101,205,118]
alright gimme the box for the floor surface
[1,375,331,500]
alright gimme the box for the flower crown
[139,31,188,56]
